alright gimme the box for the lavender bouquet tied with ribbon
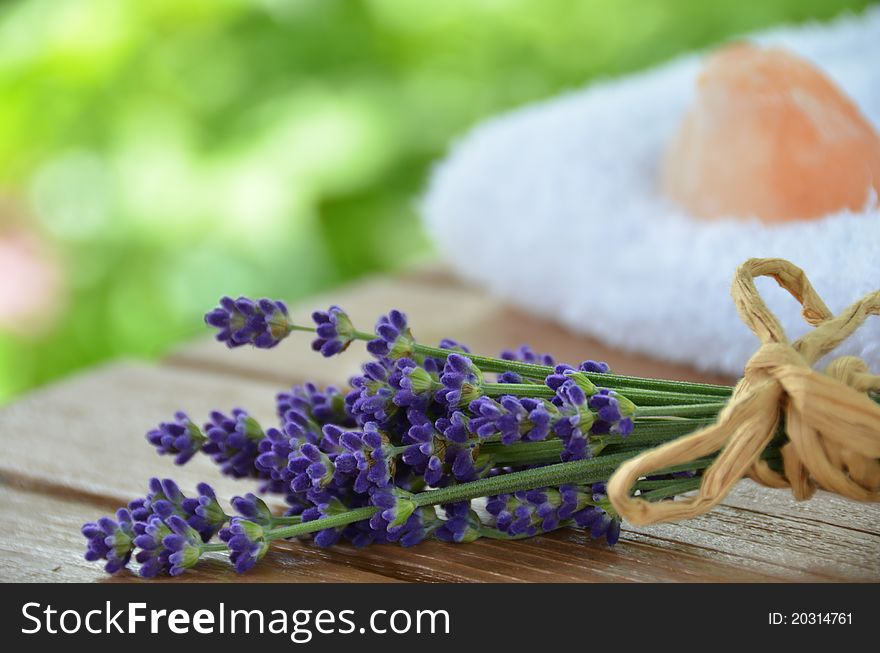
[83,297,778,577]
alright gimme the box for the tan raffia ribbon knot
[607,258,880,526]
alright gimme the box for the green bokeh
[0,0,874,402]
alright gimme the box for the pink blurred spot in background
[0,227,63,338]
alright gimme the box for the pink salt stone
[661,43,880,222]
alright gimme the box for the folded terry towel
[422,9,880,376]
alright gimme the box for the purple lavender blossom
[486,486,593,537]
[588,389,635,436]
[368,486,416,532]
[81,509,135,574]
[486,492,539,537]
[231,493,274,526]
[439,338,470,353]
[572,507,621,544]
[219,519,268,573]
[449,442,484,482]
[276,383,352,426]
[282,406,327,445]
[503,344,555,366]
[545,361,611,389]
[557,484,591,520]
[256,408,344,489]
[544,364,575,392]
[434,411,470,443]
[522,488,564,531]
[552,379,597,461]
[311,306,355,357]
[499,345,556,382]
[345,359,397,425]
[132,515,173,578]
[386,509,439,547]
[469,396,552,444]
[545,367,597,395]
[366,310,414,359]
[202,409,263,478]
[571,483,621,545]
[391,357,441,409]
[204,296,291,349]
[434,502,481,543]
[135,477,219,542]
[146,412,205,465]
[364,487,437,546]
[401,410,445,486]
[288,443,336,493]
[255,427,296,484]
[300,494,364,548]
[335,423,392,493]
[436,353,483,407]
[317,423,349,457]
[193,483,229,533]
[163,515,204,576]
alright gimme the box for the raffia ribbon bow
[607,258,880,526]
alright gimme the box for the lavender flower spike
[498,345,556,382]
[202,409,264,478]
[132,515,174,578]
[553,379,596,461]
[436,353,483,408]
[220,519,269,573]
[588,389,636,437]
[335,423,393,493]
[435,502,482,543]
[368,486,417,532]
[231,493,275,526]
[194,483,230,533]
[146,412,206,465]
[288,443,336,493]
[81,508,135,574]
[163,515,205,576]
[366,310,415,359]
[205,296,291,349]
[402,410,446,486]
[276,382,351,426]
[311,305,356,357]
[572,483,622,545]
[469,396,552,444]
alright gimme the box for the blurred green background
[0,0,875,402]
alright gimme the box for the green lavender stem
[201,543,230,553]
[482,420,717,465]
[481,382,726,406]
[407,341,734,397]
[340,327,734,397]
[267,506,378,541]
[261,448,750,543]
[635,402,728,418]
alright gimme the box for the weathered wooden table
[2,269,878,582]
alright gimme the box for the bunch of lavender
[84,297,778,577]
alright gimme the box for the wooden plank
[278,529,781,583]
[0,485,395,583]
[167,274,735,388]
[0,362,281,503]
[624,503,879,582]
[2,360,877,582]
[722,480,880,536]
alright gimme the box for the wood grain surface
[1,269,877,582]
